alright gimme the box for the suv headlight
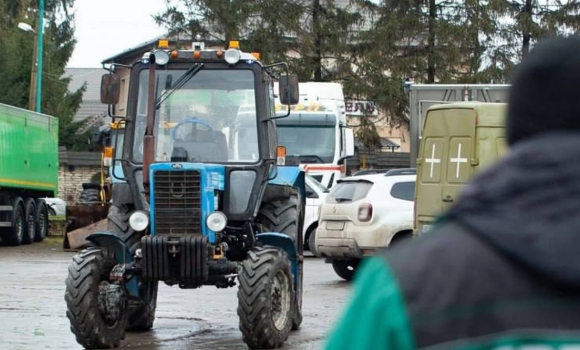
[129,211,149,231]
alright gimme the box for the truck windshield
[277,125,335,163]
[132,69,258,164]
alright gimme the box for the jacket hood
[444,132,580,288]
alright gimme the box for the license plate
[326,221,345,230]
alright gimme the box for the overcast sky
[67,0,167,67]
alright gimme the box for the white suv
[314,173,416,280]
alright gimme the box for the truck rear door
[415,106,476,234]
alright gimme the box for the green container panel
[0,103,59,196]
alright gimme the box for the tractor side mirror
[100,73,120,104]
[278,75,299,105]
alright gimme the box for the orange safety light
[170,50,179,59]
[251,52,260,60]
[158,39,169,49]
[193,51,201,59]
[103,146,114,166]
[276,146,286,166]
[228,40,240,49]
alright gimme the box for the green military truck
[414,102,508,236]
[0,103,58,246]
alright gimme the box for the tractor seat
[171,130,228,163]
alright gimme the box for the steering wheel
[171,117,215,141]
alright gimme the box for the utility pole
[36,0,44,113]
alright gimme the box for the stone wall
[58,164,101,205]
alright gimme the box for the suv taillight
[358,203,373,222]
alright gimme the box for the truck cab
[414,102,508,235]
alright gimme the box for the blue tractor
[64,39,305,349]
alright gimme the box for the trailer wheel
[108,204,158,331]
[65,247,127,348]
[238,246,294,349]
[22,198,37,245]
[256,190,303,331]
[34,199,49,242]
[3,197,25,246]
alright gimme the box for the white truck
[274,82,355,188]
[408,84,510,167]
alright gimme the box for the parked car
[304,173,328,253]
[314,173,416,281]
[384,168,416,176]
[43,197,67,216]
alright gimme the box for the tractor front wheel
[65,247,127,349]
[238,246,294,349]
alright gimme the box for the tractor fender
[86,232,140,297]
[256,232,299,286]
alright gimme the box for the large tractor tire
[65,247,127,349]
[108,204,158,332]
[238,246,294,349]
[2,197,25,246]
[256,188,303,331]
[22,198,37,245]
[34,199,49,242]
[79,188,100,204]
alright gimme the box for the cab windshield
[132,69,259,164]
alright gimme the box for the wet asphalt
[0,238,351,350]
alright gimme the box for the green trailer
[0,103,59,246]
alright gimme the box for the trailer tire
[79,188,100,204]
[238,246,294,349]
[22,198,36,245]
[34,199,49,242]
[108,205,158,332]
[256,189,303,331]
[3,198,25,246]
[65,247,126,349]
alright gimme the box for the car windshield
[306,173,329,193]
[132,69,259,164]
[328,180,373,203]
[276,125,335,163]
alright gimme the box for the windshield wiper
[333,197,352,202]
[154,63,204,109]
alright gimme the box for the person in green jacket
[325,35,580,349]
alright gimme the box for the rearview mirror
[344,128,355,158]
[278,75,299,105]
[100,73,120,104]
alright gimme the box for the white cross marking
[425,144,440,178]
[450,143,468,178]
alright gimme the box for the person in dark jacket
[325,35,580,349]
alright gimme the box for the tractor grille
[153,170,202,235]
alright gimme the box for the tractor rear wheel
[108,204,158,331]
[238,246,294,349]
[256,189,303,330]
[65,247,127,349]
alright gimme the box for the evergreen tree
[0,0,88,150]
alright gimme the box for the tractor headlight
[153,50,170,66]
[206,211,227,232]
[129,211,149,232]
[224,48,240,65]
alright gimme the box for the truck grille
[153,170,202,235]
